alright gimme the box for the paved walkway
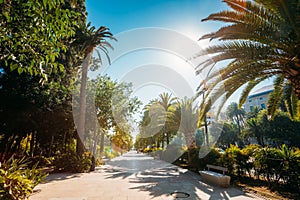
[30,151,264,200]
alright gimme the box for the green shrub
[197,148,221,169]
[176,147,221,170]
[27,156,52,168]
[217,145,238,175]
[0,157,47,200]
[53,151,92,173]
[253,146,283,187]
[278,145,300,189]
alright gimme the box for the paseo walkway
[30,151,264,200]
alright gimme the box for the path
[30,151,264,200]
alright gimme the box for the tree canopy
[195,0,300,120]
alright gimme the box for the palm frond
[238,77,268,108]
[267,75,284,118]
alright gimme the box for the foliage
[0,0,84,77]
[218,144,300,189]
[216,122,239,148]
[111,126,133,152]
[104,147,120,160]
[244,110,300,147]
[0,0,87,160]
[226,102,245,134]
[195,0,300,121]
[53,151,92,173]
[175,97,199,148]
[138,92,178,149]
[0,157,47,200]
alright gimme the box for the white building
[243,85,274,113]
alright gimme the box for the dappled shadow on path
[101,152,255,199]
[39,173,83,184]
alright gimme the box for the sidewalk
[30,151,263,200]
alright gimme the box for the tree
[0,0,83,76]
[216,122,239,148]
[154,93,177,147]
[244,110,300,147]
[175,97,198,148]
[111,125,133,153]
[82,75,140,156]
[74,24,114,154]
[174,97,199,163]
[245,114,268,146]
[226,102,245,134]
[195,0,300,120]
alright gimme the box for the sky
[86,0,226,37]
[85,0,227,102]
[84,0,272,135]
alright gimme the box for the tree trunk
[161,133,165,149]
[93,129,99,156]
[29,131,36,157]
[77,49,94,155]
[76,130,85,155]
[100,130,105,154]
[166,131,170,145]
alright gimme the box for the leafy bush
[277,145,300,188]
[174,147,221,170]
[53,151,92,173]
[197,148,221,169]
[27,156,52,168]
[0,157,47,200]
[253,146,283,186]
[217,144,300,189]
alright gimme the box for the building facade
[243,85,274,113]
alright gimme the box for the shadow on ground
[101,152,255,200]
[40,173,83,184]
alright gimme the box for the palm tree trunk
[77,48,94,155]
[290,73,300,99]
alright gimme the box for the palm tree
[174,97,199,163]
[226,102,245,134]
[75,23,114,154]
[194,0,300,120]
[139,93,177,149]
[175,97,198,148]
[156,93,177,147]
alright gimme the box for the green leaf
[17,68,23,74]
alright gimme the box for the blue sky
[85,0,228,102]
[86,0,226,37]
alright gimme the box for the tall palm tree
[156,93,177,147]
[75,23,114,154]
[174,97,199,163]
[226,102,245,134]
[194,0,300,120]
[174,97,198,148]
